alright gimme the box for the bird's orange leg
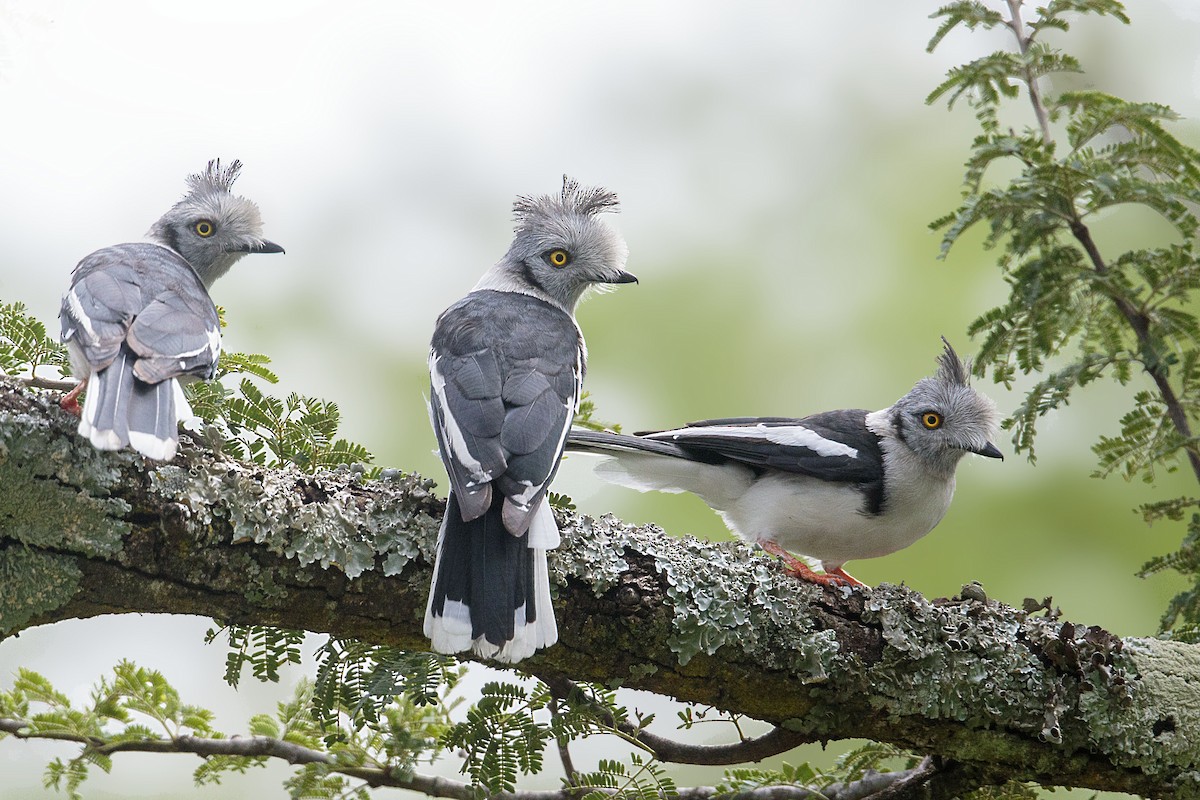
[822,565,866,587]
[760,541,864,588]
[59,379,86,416]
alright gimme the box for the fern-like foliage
[574,391,622,433]
[186,363,375,474]
[929,0,1200,635]
[441,682,549,794]
[205,624,305,688]
[0,665,453,799]
[0,662,220,800]
[0,301,69,379]
[573,754,677,800]
[312,639,462,739]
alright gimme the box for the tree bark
[0,378,1197,798]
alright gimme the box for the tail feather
[80,350,134,451]
[566,428,755,509]
[126,378,179,461]
[567,428,692,459]
[78,344,181,460]
[425,492,558,663]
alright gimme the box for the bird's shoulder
[72,243,203,287]
[432,289,583,388]
[433,289,580,352]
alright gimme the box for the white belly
[720,469,956,570]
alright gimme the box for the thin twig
[1005,0,1054,145]
[547,683,581,794]
[19,375,77,392]
[544,677,813,766]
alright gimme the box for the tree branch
[18,375,76,392]
[0,715,941,800]
[1,379,1199,797]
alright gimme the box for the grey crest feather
[935,336,970,388]
[512,175,620,232]
[186,159,244,196]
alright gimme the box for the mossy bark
[0,379,1196,797]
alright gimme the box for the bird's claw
[59,381,85,417]
[761,541,866,588]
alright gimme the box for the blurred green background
[2,1,1198,796]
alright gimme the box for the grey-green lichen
[1086,638,1200,778]
[0,404,130,558]
[860,587,1046,730]
[0,548,81,634]
[553,513,838,679]
[148,459,440,579]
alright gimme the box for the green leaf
[926,2,1005,54]
[442,682,550,794]
[0,301,69,379]
[208,625,304,689]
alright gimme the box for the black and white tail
[78,345,190,461]
[424,492,559,663]
[565,429,751,508]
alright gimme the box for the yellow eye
[195,220,216,237]
[547,249,570,267]
[921,412,943,430]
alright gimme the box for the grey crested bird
[566,339,1002,586]
[59,160,284,461]
[425,176,636,662]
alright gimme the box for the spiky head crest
[511,175,620,232]
[186,159,244,197]
[935,336,970,388]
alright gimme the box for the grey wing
[61,255,147,370]
[429,345,509,520]
[429,292,583,530]
[647,409,884,484]
[127,288,221,384]
[61,243,220,383]
[492,350,582,522]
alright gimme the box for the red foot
[59,379,86,417]
[760,541,865,588]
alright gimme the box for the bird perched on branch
[567,339,1001,586]
[59,160,284,460]
[425,176,636,663]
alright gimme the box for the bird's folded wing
[126,288,221,384]
[62,244,220,382]
[61,256,148,369]
[646,409,884,483]
[430,292,584,523]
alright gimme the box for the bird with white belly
[567,339,1002,586]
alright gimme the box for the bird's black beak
[237,240,286,254]
[606,270,638,285]
[971,441,1004,460]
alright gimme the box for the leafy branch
[0,664,980,800]
[0,301,70,385]
[929,0,1200,633]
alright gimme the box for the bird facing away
[425,176,636,663]
[566,339,1002,586]
[59,160,284,460]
